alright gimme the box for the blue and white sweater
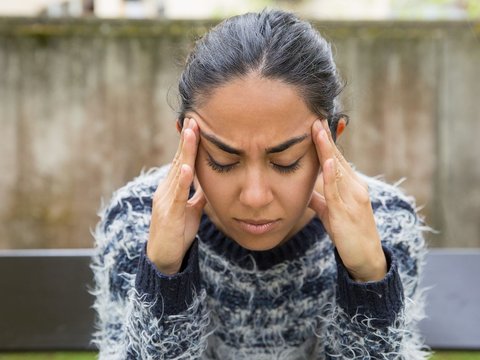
[90,164,431,359]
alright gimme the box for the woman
[91,9,430,359]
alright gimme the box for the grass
[0,351,479,359]
[431,352,480,360]
[0,354,95,360]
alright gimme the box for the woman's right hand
[147,117,206,274]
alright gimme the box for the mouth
[234,218,280,235]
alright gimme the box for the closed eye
[206,155,302,174]
[272,159,301,174]
[206,156,238,173]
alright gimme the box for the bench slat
[0,248,479,350]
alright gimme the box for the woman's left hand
[308,119,387,283]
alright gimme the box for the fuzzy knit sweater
[90,164,431,359]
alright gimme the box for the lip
[234,218,280,235]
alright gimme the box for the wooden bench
[418,249,480,349]
[0,248,479,350]
[0,249,95,350]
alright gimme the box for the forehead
[193,74,316,146]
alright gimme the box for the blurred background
[0,0,479,251]
[0,0,479,358]
[1,0,480,19]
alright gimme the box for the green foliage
[466,0,480,18]
[431,351,480,360]
[0,353,96,360]
[248,0,275,8]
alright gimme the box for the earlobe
[336,118,347,139]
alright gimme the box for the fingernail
[314,120,322,131]
[185,118,191,129]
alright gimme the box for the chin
[233,234,285,251]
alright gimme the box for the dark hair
[178,9,348,141]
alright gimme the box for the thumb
[187,185,207,214]
[308,191,332,236]
[308,190,327,218]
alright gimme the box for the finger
[171,164,194,217]
[315,171,325,197]
[308,191,334,242]
[308,190,327,219]
[321,119,357,180]
[169,117,200,209]
[173,118,189,167]
[181,124,199,180]
[187,185,207,213]
[312,120,329,167]
[314,122,348,179]
[315,121,359,204]
[323,158,343,209]
[168,117,199,195]
[320,119,370,200]
[313,120,349,180]
[178,116,200,167]
[321,119,335,146]
[167,117,190,184]
[176,118,200,198]
[188,117,201,147]
[165,118,191,197]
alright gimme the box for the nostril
[239,186,274,208]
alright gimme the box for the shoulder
[355,172,431,300]
[355,170,430,245]
[357,171,419,216]
[97,164,171,231]
[92,163,171,258]
[91,164,172,296]
[356,170,429,265]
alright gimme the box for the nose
[238,167,274,209]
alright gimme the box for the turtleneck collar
[197,212,327,271]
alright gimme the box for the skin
[189,75,320,252]
[149,73,386,282]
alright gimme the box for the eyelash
[206,156,302,174]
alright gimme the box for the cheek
[284,155,319,205]
[195,150,319,208]
[194,154,212,194]
[194,153,231,205]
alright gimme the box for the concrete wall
[0,18,479,249]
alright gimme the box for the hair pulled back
[178,9,348,140]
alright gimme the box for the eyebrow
[200,130,309,155]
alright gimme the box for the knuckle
[327,189,341,202]
[359,180,369,193]
[333,193,342,203]
[356,188,371,204]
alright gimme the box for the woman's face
[187,74,321,251]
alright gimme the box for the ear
[336,117,347,139]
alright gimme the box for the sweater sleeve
[321,185,431,359]
[89,182,211,359]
